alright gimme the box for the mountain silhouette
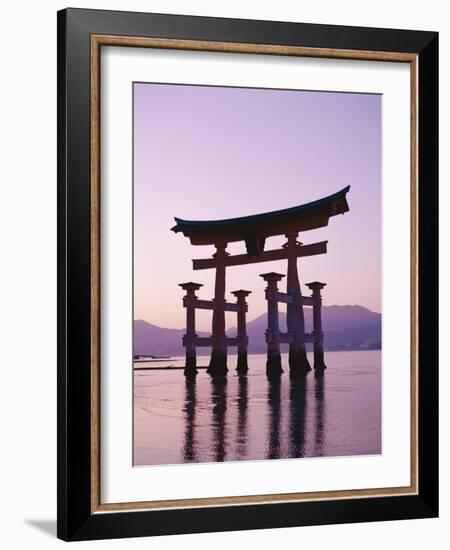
[134,305,381,356]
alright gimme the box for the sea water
[133,350,381,466]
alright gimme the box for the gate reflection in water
[133,351,381,466]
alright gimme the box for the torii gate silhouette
[172,186,350,379]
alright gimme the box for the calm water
[134,350,381,466]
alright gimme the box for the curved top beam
[171,185,350,248]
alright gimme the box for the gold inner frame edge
[90,34,419,514]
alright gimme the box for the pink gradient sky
[134,83,381,330]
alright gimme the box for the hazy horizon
[134,83,381,331]
[134,302,380,330]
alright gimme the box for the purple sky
[134,83,381,330]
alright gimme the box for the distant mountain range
[134,305,381,356]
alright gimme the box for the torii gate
[172,185,350,378]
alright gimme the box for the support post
[231,290,251,375]
[179,282,203,378]
[260,273,284,378]
[208,244,228,377]
[284,234,311,375]
[306,282,327,370]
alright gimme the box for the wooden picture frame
[57,8,438,541]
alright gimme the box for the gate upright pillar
[260,272,284,378]
[285,233,311,375]
[208,244,228,377]
[231,290,251,375]
[179,282,203,378]
[306,282,327,370]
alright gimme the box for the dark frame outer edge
[56,8,68,541]
[417,34,439,514]
[58,8,94,540]
[57,7,439,541]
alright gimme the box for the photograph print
[133,82,382,467]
